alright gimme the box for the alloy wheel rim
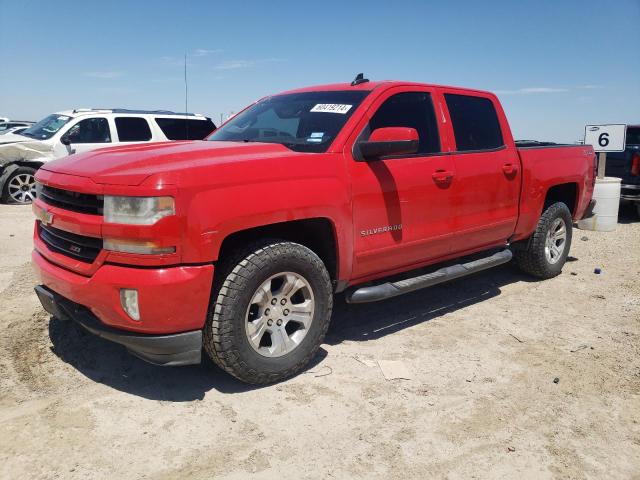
[8,173,36,203]
[545,217,567,264]
[244,272,315,358]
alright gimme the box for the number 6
[598,132,609,147]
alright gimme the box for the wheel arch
[543,182,578,216]
[216,217,341,288]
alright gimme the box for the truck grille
[36,183,103,215]
[38,223,102,263]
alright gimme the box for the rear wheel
[2,167,37,204]
[204,240,333,384]
[514,202,573,279]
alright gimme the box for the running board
[345,249,512,304]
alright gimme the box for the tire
[514,202,573,279]
[204,240,333,384]
[2,167,37,204]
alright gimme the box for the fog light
[120,289,140,321]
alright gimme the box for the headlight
[104,196,175,225]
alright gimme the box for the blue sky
[1,0,638,142]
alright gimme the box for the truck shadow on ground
[326,263,533,344]
[47,263,535,400]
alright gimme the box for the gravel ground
[0,203,638,480]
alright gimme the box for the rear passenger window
[115,117,152,142]
[155,118,216,140]
[367,92,440,154]
[445,94,504,151]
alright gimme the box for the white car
[0,121,34,134]
[0,109,216,204]
[2,126,29,136]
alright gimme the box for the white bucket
[577,177,621,232]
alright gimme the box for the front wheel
[204,241,333,384]
[2,167,37,204]
[514,202,573,279]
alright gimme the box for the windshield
[208,90,370,153]
[626,127,640,146]
[19,114,71,140]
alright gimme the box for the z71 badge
[360,224,402,237]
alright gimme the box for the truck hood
[39,140,298,186]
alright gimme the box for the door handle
[502,163,518,175]
[432,170,454,183]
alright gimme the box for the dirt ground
[0,203,638,480]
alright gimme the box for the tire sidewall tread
[1,166,37,204]
[204,239,333,385]
[514,202,573,279]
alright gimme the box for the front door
[59,117,112,156]
[347,87,456,281]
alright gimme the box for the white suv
[0,109,216,204]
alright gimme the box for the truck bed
[512,143,596,241]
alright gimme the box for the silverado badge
[360,224,402,236]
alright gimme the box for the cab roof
[277,80,496,97]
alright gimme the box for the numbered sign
[584,124,627,152]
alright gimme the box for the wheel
[204,240,333,384]
[2,167,37,204]
[514,202,573,279]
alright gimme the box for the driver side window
[367,92,440,154]
[65,118,111,144]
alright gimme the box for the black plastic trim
[34,285,202,366]
[37,184,103,215]
[345,249,512,303]
[38,223,102,263]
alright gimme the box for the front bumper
[32,250,214,334]
[35,285,203,366]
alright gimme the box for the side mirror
[61,135,71,146]
[358,127,419,161]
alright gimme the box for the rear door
[440,91,520,252]
[347,87,456,280]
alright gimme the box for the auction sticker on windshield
[310,104,352,114]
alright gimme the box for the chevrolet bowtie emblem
[34,204,54,226]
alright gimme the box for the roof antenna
[351,73,369,86]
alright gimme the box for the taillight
[631,153,640,176]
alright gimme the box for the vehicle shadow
[47,317,328,400]
[326,262,532,344]
[47,263,532,399]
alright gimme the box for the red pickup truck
[32,77,596,384]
